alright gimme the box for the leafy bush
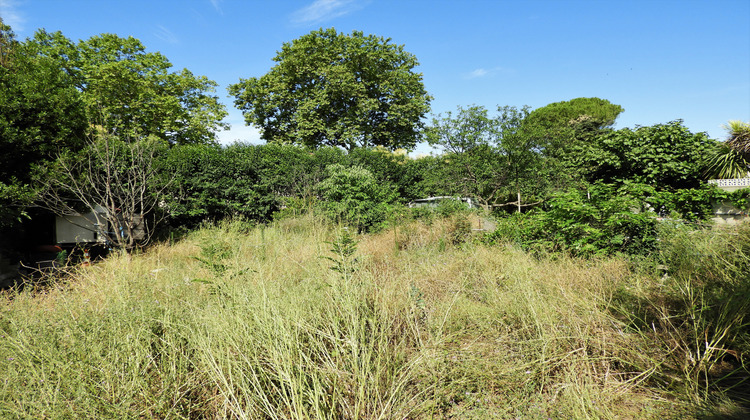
[446,214,472,245]
[316,164,398,232]
[591,121,715,190]
[616,182,750,222]
[406,205,435,225]
[488,185,658,256]
[344,147,410,199]
[623,182,727,222]
[434,198,473,218]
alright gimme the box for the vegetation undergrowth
[0,213,748,419]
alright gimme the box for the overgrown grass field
[1,214,748,418]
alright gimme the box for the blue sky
[2,0,749,154]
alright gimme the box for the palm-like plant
[705,120,750,179]
[725,120,750,154]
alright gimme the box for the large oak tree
[229,28,432,151]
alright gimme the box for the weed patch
[0,217,747,418]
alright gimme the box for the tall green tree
[524,97,623,133]
[229,28,432,151]
[29,31,228,145]
[0,18,14,68]
[524,97,624,182]
[425,105,495,154]
[426,105,551,211]
[0,21,87,229]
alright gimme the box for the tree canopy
[0,21,87,228]
[28,31,228,145]
[426,105,553,211]
[593,120,715,190]
[1,23,228,233]
[229,28,432,151]
[522,97,624,183]
[524,97,624,132]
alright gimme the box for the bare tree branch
[36,131,172,251]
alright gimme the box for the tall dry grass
[0,213,746,418]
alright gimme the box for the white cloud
[467,68,489,79]
[154,25,179,44]
[208,0,223,15]
[463,66,514,79]
[0,0,25,32]
[290,0,364,25]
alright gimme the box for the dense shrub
[488,185,658,257]
[158,143,346,227]
[486,181,750,257]
[316,164,398,232]
[590,121,715,190]
[157,144,276,226]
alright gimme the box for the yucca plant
[705,120,750,179]
[725,120,750,155]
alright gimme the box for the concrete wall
[711,200,748,225]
